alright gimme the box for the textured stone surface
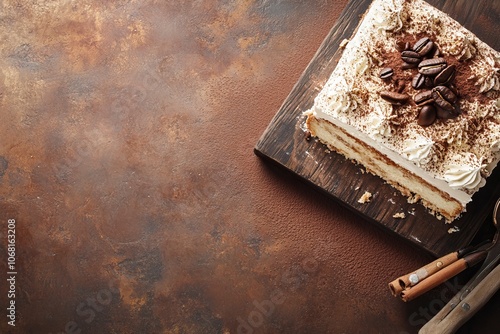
[0,1,497,333]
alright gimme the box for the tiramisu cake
[305,0,500,222]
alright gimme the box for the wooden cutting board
[255,0,500,257]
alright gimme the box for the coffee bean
[401,63,417,70]
[413,37,434,57]
[393,79,405,93]
[448,83,459,97]
[379,67,394,79]
[418,105,437,126]
[434,85,457,103]
[418,57,447,76]
[401,50,422,64]
[414,90,434,106]
[380,91,410,105]
[431,45,442,58]
[397,84,405,93]
[412,73,426,89]
[425,76,434,88]
[395,40,406,52]
[432,85,457,111]
[436,106,448,119]
[434,65,456,86]
[436,105,460,119]
[405,42,411,51]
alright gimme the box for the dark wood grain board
[255,0,500,257]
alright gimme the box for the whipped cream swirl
[366,103,393,139]
[372,0,404,34]
[477,71,500,93]
[484,140,500,175]
[318,77,359,117]
[353,51,371,77]
[471,55,500,93]
[444,154,485,190]
[322,94,354,117]
[492,140,500,152]
[402,135,434,167]
[448,35,476,61]
[486,140,500,174]
[458,38,477,61]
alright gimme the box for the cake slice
[305,0,500,222]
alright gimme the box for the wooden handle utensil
[399,251,486,302]
[419,263,500,334]
[389,251,459,297]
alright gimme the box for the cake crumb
[339,38,350,48]
[407,194,421,204]
[305,130,312,141]
[448,226,460,234]
[393,212,406,219]
[358,191,372,203]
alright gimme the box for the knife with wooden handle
[419,264,500,334]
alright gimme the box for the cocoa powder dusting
[382,50,416,95]
[446,56,489,105]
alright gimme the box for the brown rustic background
[0,0,498,333]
